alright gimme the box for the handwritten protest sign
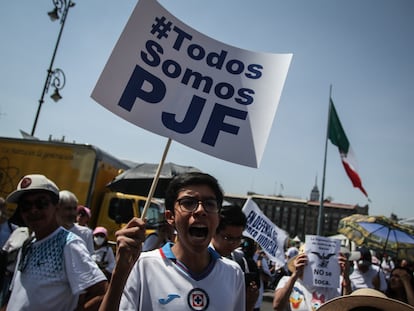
[303,235,340,288]
[91,0,292,168]
[242,198,287,265]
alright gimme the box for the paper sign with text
[242,198,287,265]
[91,0,292,168]
[303,235,340,288]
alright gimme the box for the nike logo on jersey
[159,294,181,304]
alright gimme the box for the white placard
[242,197,287,265]
[303,235,341,288]
[91,0,292,168]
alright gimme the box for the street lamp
[30,0,75,136]
[49,68,66,102]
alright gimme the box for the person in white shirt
[92,226,115,281]
[210,204,259,311]
[5,174,107,311]
[349,246,387,292]
[98,172,245,311]
[273,244,351,311]
[381,253,395,280]
[57,190,94,254]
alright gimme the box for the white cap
[6,174,60,203]
[340,246,361,261]
[285,246,299,259]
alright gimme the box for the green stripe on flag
[328,99,350,154]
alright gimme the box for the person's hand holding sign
[115,217,146,269]
[99,217,146,311]
[273,249,308,310]
[338,251,352,295]
[292,252,308,278]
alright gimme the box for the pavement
[261,288,275,311]
[263,288,274,302]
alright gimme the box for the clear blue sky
[1,0,413,219]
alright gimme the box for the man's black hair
[216,204,247,233]
[164,172,223,214]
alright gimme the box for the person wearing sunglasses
[5,174,107,311]
[99,172,245,311]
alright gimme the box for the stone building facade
[223,193,368,239]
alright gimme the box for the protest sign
[303,235,340,288]
[242,198,287,265]
[91,0,292,168]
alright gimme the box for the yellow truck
[0,136,163,241]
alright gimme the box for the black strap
[7,221,13,233]
[101,249,107,263]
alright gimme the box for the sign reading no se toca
[91,0,292,168]
[303,235,341,288]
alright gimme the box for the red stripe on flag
[341,159,368,197]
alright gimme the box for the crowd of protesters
[268,239,414,310]
[0,172,413,311]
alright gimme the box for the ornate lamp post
[49,68,66,102]
[31,0,75,136]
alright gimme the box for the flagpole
[140,137,172,219]
[317,86,332,236]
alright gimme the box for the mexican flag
[328,99,368,197]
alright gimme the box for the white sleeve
[234,265,246,311]
[85,229,95,255]
[64,238,107,295]
[120,261,141,310]
[276,275,290,290]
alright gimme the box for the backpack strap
[233,253,250,273]
[7,221,13,233]
[101,247,108,263]
[241,257,250,273]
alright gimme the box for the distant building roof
[307,200,358,210]
[399,217,414,227]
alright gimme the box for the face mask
[94,236,105,246]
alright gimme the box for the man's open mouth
[189,226,208,238]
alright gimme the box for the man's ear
[165,210,175,225]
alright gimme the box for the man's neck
[62,223,75,230]
[171,243,211,275]
[35,223,60,240]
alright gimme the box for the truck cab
[98,192,164,241]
